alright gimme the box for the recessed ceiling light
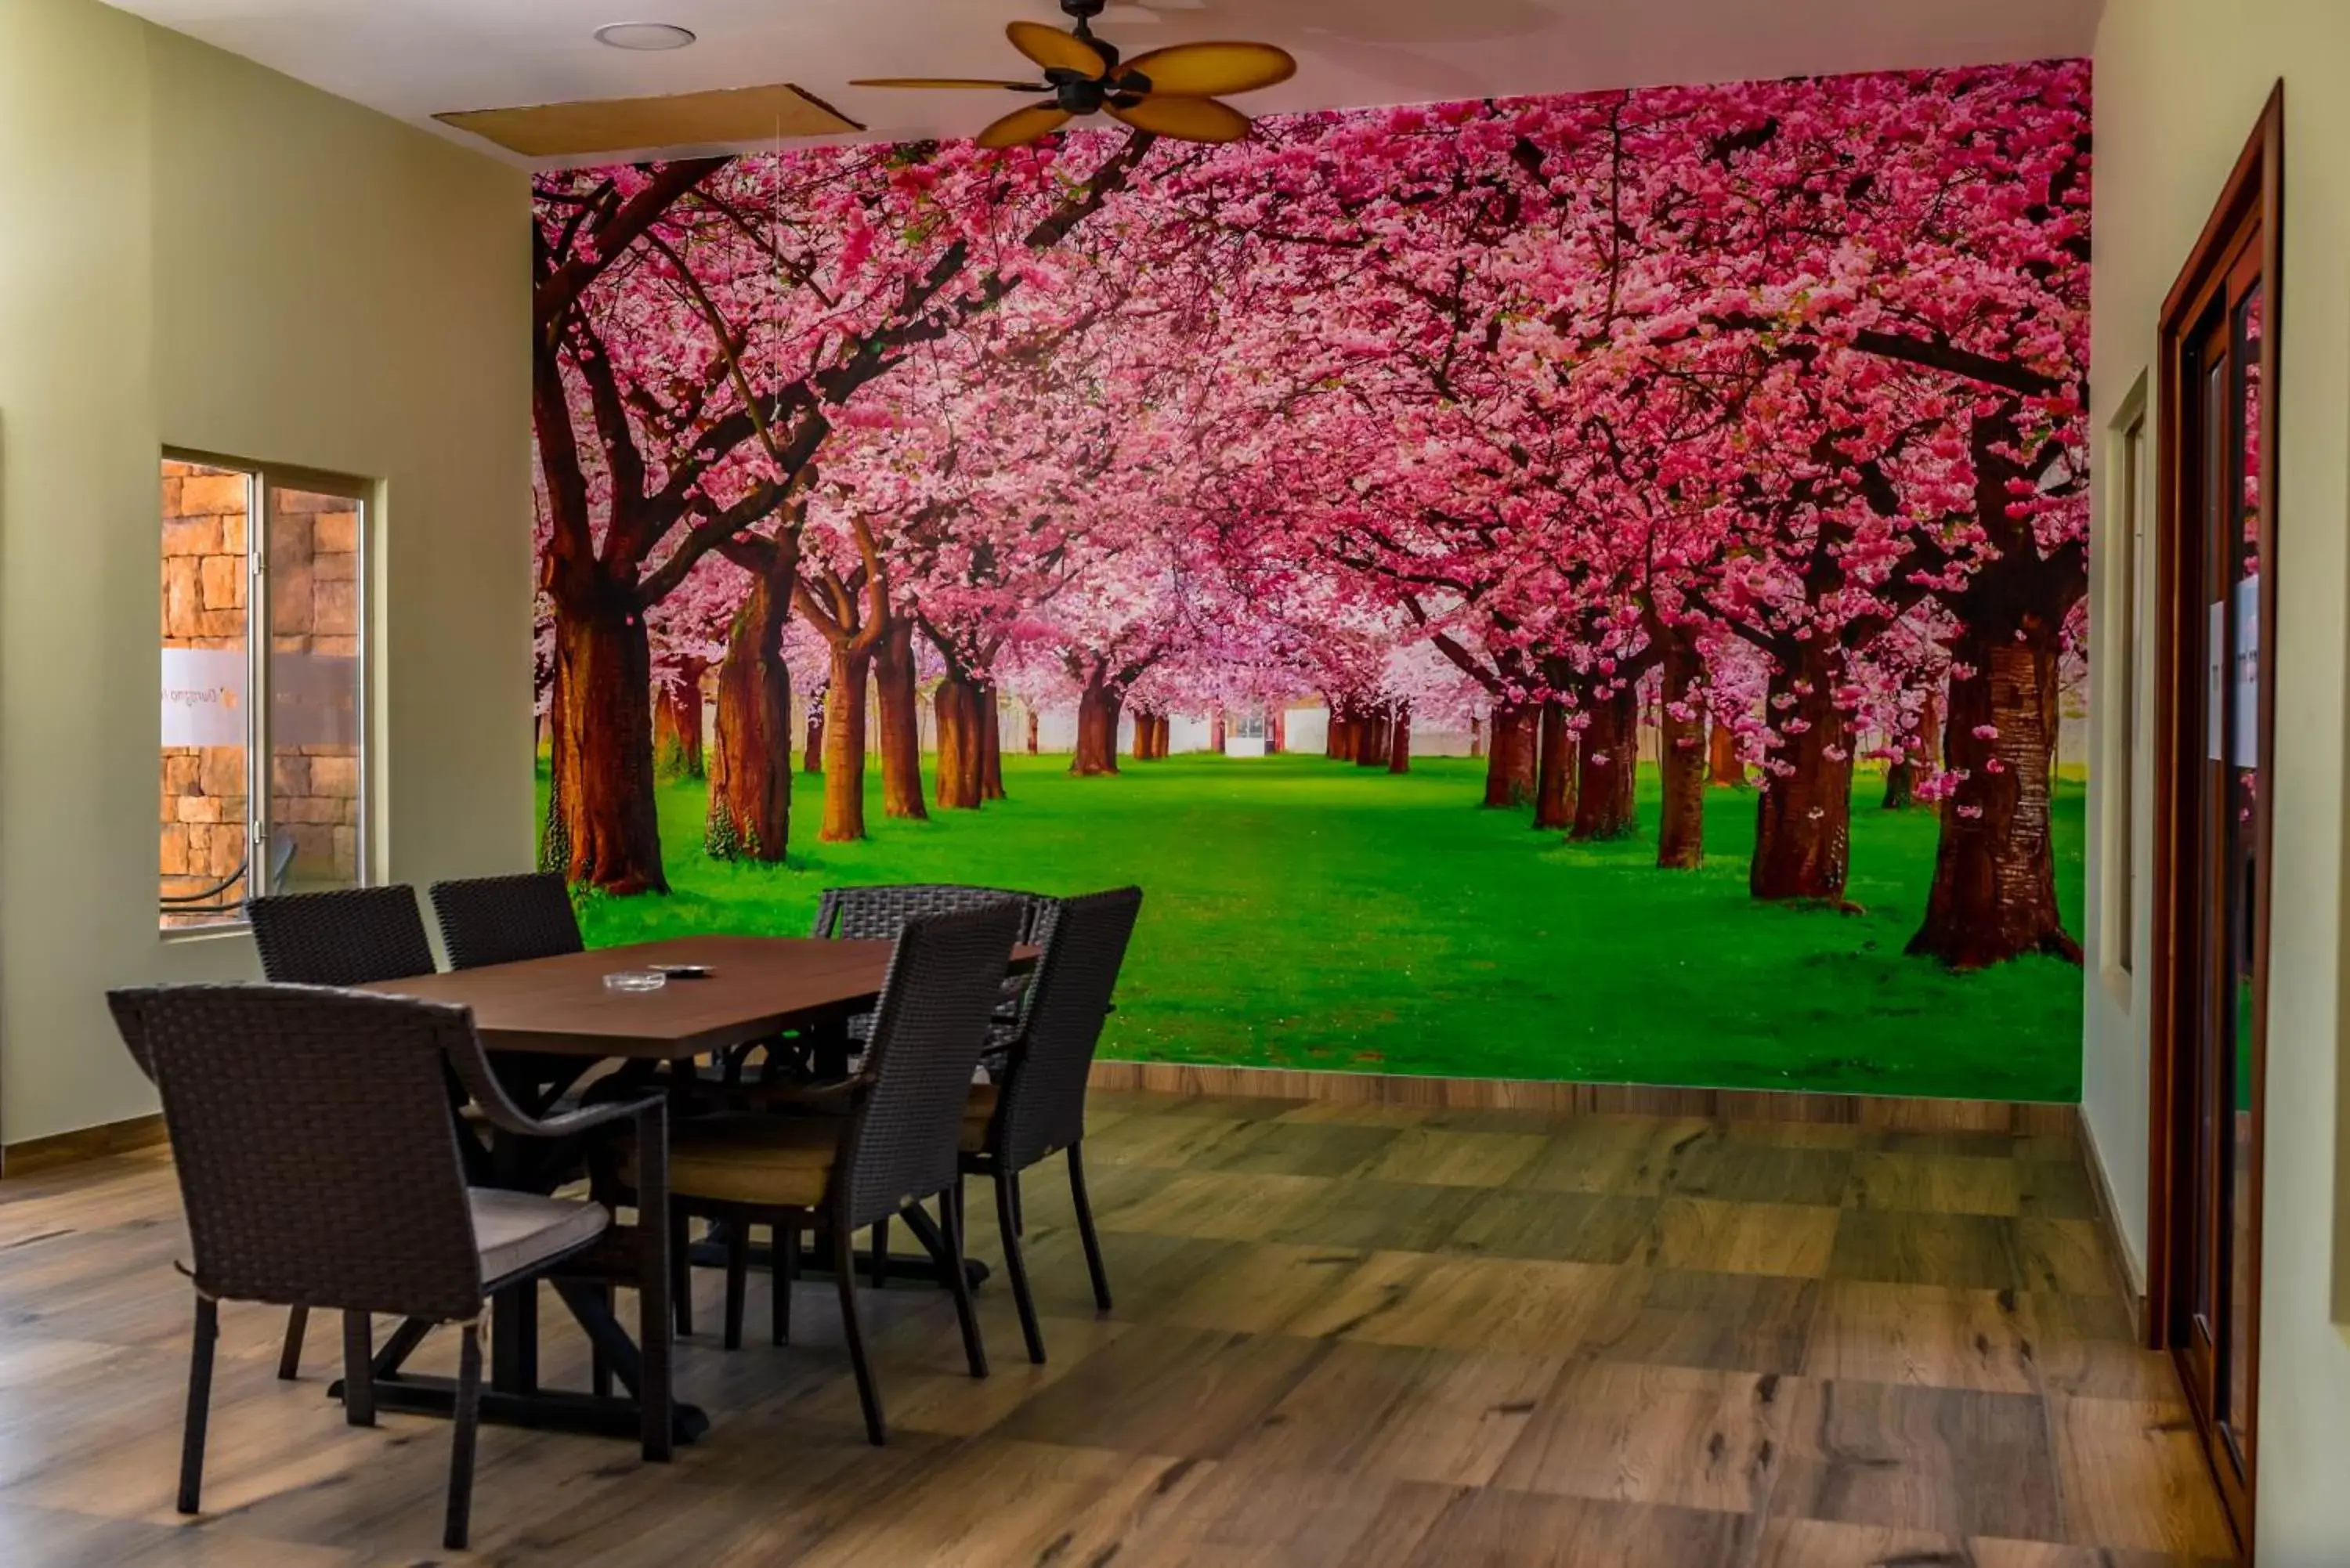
[595,22,698,51]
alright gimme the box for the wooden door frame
[2146,80,2283,1554]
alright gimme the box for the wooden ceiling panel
[436,83,859,159]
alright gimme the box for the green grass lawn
[553,752,2086,1102]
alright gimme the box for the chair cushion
[644,1114,844,1209]
[469,1188,608,1282]
[960,1082,1000,1156]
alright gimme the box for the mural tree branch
[533,133,1159,890]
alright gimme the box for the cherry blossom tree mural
[533,59,2092,1097]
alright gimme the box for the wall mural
[533,60,2092,1100]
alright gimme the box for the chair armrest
[438,1014,666,1145]
[471,1090,667,1143]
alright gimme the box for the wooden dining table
[366,934,906,1064]
[351,934,1036,1447]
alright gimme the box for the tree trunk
[1356,704,1391,769]
[1483,703,1537,808]
[802,686,826,774]
[1210,710,1227,753]
[704,570,792,862]
[1388,703,1412,773]
[1334,710,1359,762]
[1023,702,1039,756]
[978,680,1007,800]
[934,673,985,810]
[1131,710,1154,763]
[1885,687,1944,808]
[1072,679,1122,776]
[1881,759,1918,811]
[1882,688,1940,810]
[1469,714,1486,760]
[654,657,705,782]
[819,648,872,842]
[1708,721,1745,788]
[1657,635,1706,869]
[1571,685,1640,841]
[1905,402,2086,960]
[872,616,928,821]
[1269,707,1286,754]
[1749,641,1853,902]
[1907,628,2081,966]
[537,662,569,876]
[1533,699,1574,830]
[548,592,667,894]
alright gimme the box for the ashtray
[602,970,669,993]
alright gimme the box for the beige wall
[0,0,532,1145]
[2084,1,2350,1561]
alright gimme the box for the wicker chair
[107,984,671,1552]
[428,872,584,970]
[812,883,1060,947]
[960,887,1142,1363]
[812,883,1055,1068]
[249,885,437,991]
[635,902,1022,1446]
[244,886,440,1380]
[429,872,606,1119]
[760,885,1050,1278]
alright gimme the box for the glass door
[2177,256,2262,1489]
[2153,95,2277,1549]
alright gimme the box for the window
[160,455,369,929]
[2099,393,2150,982]
[2120,411,2148,973]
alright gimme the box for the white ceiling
[107,0,2104,168]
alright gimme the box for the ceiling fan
[851,0,1297,149]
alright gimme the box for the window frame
[2102,384,2151,988]
[161,448,375,933]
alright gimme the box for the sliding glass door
[2151,87,2280,1552]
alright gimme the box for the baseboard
[2,1114,168,1178]
[1090,1060,2077,1138]
[2074,1105,2151,1337]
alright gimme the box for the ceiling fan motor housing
[1055,75,1108,113]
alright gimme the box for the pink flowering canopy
[538,58,2089,781]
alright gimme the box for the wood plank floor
[0,1091,2235,1566]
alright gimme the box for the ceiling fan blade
[1119,41,1297,98]
[1107,93,1253,143]
[1007,20,1109,78]
[851,78,1050,91]
[975,103,1076,150]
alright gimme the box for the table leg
[553,1280,643,1398]
[898,1202,989,1290]
[490,1281,540,1397]
[334,1382,710,1446]
[806,1018,855,1082]
[371,1317,436,1378]
[334,1283,707,1447]
[692,1204,988,1291]
[329,1113,704,1449]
